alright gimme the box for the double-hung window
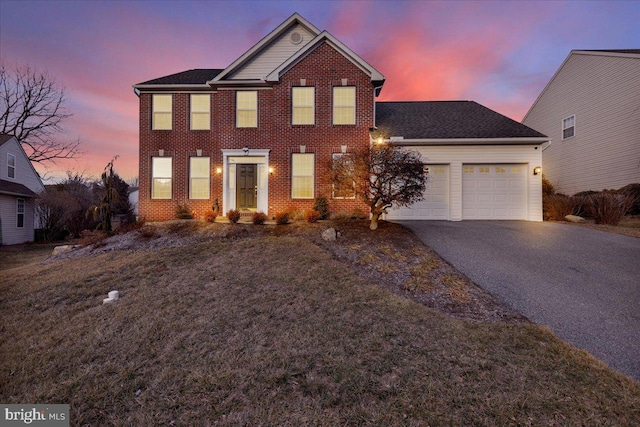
[151,157,172,199]
[7,153,16,179]
[333,86,355,125]
[152,94,172,130]
[562,115,575,139]
[190,157,210,199]
[190,94,211,130]
[236,91,257,128]
[291,153,314,199]
[17,198,25,228]
[332,153,356,199]
[292,87,314,125]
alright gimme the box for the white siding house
[522,50,640,195]
[0,134,45,245]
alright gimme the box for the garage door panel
[386,164,449,220]
[463,163,527,220]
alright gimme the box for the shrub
[285,205,305,221]
[226,209,241,224]
[204,210,217,223]
[618,183,640,215]
[313,197,330,220]
[305,209,321,223]
[542,174,555,196]
[350,207,367,220]
[275,211,289,225]
[176,204,194,219]
[543,194,580,221]
[139,224,159,238]
[252,211,268,225]
[331,211,352,221]
[584,192,634,225]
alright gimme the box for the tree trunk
[370,212,381,230]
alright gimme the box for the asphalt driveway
[399,220,640,382]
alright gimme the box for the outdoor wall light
[268,166,274,175]
[215,167,222,174]
[376,137,384,145]
[533,166,542,176]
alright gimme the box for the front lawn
[1,222,638,425]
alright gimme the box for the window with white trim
[333,86,356,125]
[151,157,172,199]
[332,153,356,199]
[562,115,575,139]
[17,198,25,228]
[292,87,314,125]
[190,157,210,199]
[7,153,16,179]
[236,91,257,128]
[291,153,314,199]
[152,94,172,130]
[190,94,210,130]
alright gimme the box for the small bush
[618,183,640,215]
[139,224,159,238]
[285,206,305,221]
[226,209,241,224]
[584,192,634,225]
[542,175,555,196]
[275,212,289,225]
[313,197,330,220]
[543,194,580,221]
[204,210,217,223]
[331,211,352,221]
[176,204,194,219]
[350,208,367,220]
[305,209,321,223]
[252,211,268,225]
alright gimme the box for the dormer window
[7,153,16,179]
[562,115,575,139]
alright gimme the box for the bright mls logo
[1,404,69,426]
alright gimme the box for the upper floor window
[562,115,575,139]
[292,87,314,125]
[151,156,172,199]
[189,156,210,199]
[291,153,314,199]
[190,94,211,130]
[333,86,355,125]
[236,91,257,128]
[7,153,16,179]
[152,94,172,130]
[17,198,25,228]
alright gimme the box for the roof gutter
[393,137,550,146]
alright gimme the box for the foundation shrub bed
[305,209,321,223]
[543,194,581,221]
[175,204,194,219]
[584,191,634,225]
[252,211,268,225]
[203,210,217,223]
[226,209,241,224]
[274,212,289,225]
[313,197,331,220]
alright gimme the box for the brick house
[134,13,547,222]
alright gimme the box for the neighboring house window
[562,115,575,139]
[7,153,16,179]
[333,86,355,125]
[190,156,210,199]
[190,94,210,130]
[291,153,314,199]
[152,94,172,130]
[151,157,172,199]
[236,91,257,128]
[332,153,356,199]
[292,87,314,125]
[17,198,25,228]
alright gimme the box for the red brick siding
[138,42,374,221]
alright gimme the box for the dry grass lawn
[1,221,639,426]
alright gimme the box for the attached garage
[375,101,549,221]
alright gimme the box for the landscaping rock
[322,228,338,241]
[565,215,585,223]
[51,245,80,256]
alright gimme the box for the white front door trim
[222,149,270,214]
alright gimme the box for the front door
[236,164,257,210]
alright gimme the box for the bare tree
[332,144,428,230]
[0,63,80,164]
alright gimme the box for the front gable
[0,135,44,194]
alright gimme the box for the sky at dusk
[1,0,639,183]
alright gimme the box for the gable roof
[0,133,14,146]
[522,49,640,122]
[0,179,37,197]
[375,101,547,143]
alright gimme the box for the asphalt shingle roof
[375,101,547,140]
[0,134,14,146]
[0,179,36,197]
[136,69,224,85]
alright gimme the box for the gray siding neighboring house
[0,134,45,245]
[522,50,640,195]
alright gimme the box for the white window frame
[332,153,356,199]
[7,153,16,179]
[152,94,173,130]
[236,91,257,128]
[333,86,356,125]
[562,115,575,140]
[292,87,315,125]
[190,94,211,130]
[151,156,172,199]
[189,156,210,199]
[291,153,314,199]
[17,198,25,228]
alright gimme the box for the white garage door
[462,164,527,220]
[386,165,449,220]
